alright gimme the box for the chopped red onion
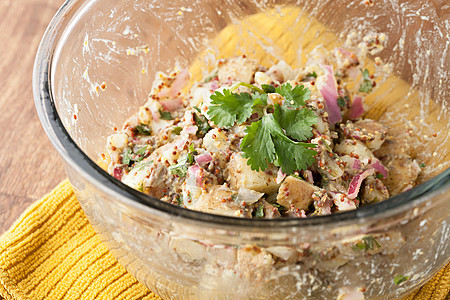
[352,158,362,170]
[188,165,204,186]
[159,97,183,112]
[170,68,189,98]
[317,65,342,124]
[113,168,123,180]
[195,153,213,165]
[182,125,198,135]
[370,159,388,178]
[347,169,375,199]
[349,95,365,119]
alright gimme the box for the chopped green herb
[135,146,148,155]
[208,89,254,127]
[231,193,238,202]
[393,274,410,285]
[168,143,197,177]
[419,163,426,168]
[135,160,153,170]
[193,106,201,113]
[122,148,133,165]
[172,126,183,135]
[261,84,276,93]
[176,195,183,206]
[134,124,152,135]
[193,113,211,137]
[306,71,317,78]
[254,204,265,218]
[359,68,373,93]
[137,183,144,192]
[159,109,172,120]
[352,235,381,251]
[337,96,347,108]
[376,173,384,179]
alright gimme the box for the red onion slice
[159,97,183,112]
[347,169,375,199]
[113,167,123,180]
[352,158,362,170]
[182,125,198,135]
[195,153,213,165]
[317,65,342,124]
[349,95,365,119]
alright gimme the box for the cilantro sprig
[207,82,317,175]
[168,144,197,177]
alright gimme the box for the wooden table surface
[0,0,66,234]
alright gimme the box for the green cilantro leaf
[419,163,426,168]
[274,105,317,141]
[275,83,311,109]
[261,84,275,93]
[241,113,316,174]
[171,126,182,135]
[359,68,373,93]
[176,195,183,206]
[168,144,197,177]
[193,113,211,137]
[209,89,254,127]
[134,124,152,135]
[394,274,410,285]
[159,109,172,120]
[254,204,265,218]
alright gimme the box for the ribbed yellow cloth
[0,180,448,300]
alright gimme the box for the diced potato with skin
[383,157,421,196]
[276,176,320,211]
[254,71,273,85]
[266,60,294,82]
[218,57,259,84]
[192,185,252,218]
[374,136,411,164]
[203,128,231,168]
[340,119,388,151]
[361,175,389,204]
[261,200,281,219]
[227,153,280,194]
[335,139,375,166]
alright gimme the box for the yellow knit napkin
[0,180,448,300]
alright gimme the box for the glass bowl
[34,0,449,299]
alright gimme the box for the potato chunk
[276,176,319,211]
[340,119,388,151]
[383,157,421,196]
[227,153,280,194]
[218,57,259,84]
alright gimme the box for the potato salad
[106,48,421,218]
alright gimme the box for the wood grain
[0,0,66,234]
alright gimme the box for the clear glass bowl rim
[33,0,450,229]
